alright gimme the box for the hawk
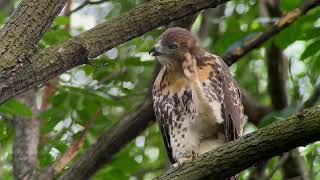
[150,27,244,167]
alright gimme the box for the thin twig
[222,0,320,65]
[264,153,289,180]
[300,84,320,111]
[96,67,127,87]
[309,146,318,180]
[67,0,111,15]
[47,109,102,176]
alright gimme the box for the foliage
[0,0,319,179]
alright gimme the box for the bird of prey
[150,27,244,167]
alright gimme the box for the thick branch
[0,0,230,105]
[0,0,66,105]
[59,97,154,180]
[156,106,320,180]
[0,0,66,83]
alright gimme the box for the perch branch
[156,106,320,180]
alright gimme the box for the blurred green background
[0,0,319,179]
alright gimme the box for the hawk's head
[149,27,201,71]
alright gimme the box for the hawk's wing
[220,60,243,140]
[152,68,176,164]
[204,54,243,141]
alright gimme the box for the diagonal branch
[59,97,155,180]
[222,0,320,65]
[0,0,67,80]
[0,0,230,105]
[300,84,320,110]
[156,106,320,180]
[67,0,111,16]
[49,109,101,176]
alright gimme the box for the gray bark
[13,90,40,180]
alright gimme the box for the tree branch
[300,84,320,110]
[47,109,102,176]
[67,0,111,16]
[156,106,320,180]
[261,0,307,178]
[0,0,230,105]
[0,0,66,79]
[263,153,289,180]
[222,0,320,65]
[241,90,272,125]
[0,0,67,103]
[59,97,155,180]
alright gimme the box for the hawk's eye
[168,43,178,50]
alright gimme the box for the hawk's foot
[172,155,197,168]
[182,53,197,81]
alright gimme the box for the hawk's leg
[170,121,200,168]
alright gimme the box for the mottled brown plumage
[150,27,244,170]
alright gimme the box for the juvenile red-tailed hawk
[150,27,244,168]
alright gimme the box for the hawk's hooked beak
[149,44,162,56]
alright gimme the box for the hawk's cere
[150,27,244,166]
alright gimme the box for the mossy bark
[0,0,67,103]
[0,0,229,104]
[156,106,320,180]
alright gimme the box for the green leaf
[308,53,320,83]
[300,27,320,40]
[0,99,33,118]
[54,16,70,26]
[280,0,303,11]
[258,105,297,128]
[301,40,320,60]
